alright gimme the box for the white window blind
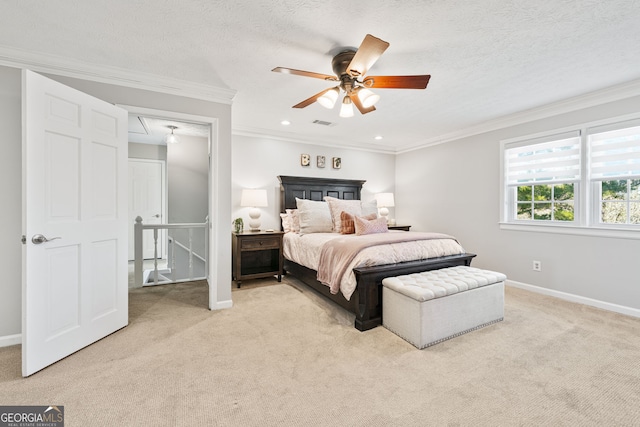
[588,124,640,181]
[505,133,581,186]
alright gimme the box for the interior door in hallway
[128,159,165,260]
[22,70,128,376]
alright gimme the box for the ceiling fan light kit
[317,87,339,109]
[356,87,380,108]
[339,96,354,118]
[272,34,430,118]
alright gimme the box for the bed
[278,175,476,331]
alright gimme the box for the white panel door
[22,70,128,376]
[127,159,165,260]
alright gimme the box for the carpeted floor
[0,277,639,426]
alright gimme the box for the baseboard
[209,299,233,310]
[506,280,640,318]
[0,334,21,348]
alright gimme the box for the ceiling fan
[272,34,431,117]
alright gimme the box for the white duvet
[283,231,465,300]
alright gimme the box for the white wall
[231,135,396,229]
[167,134,209,255]
[396,95,640,314]
[129,142,167,161]
[0,66,233,343]
[0,66,22,340]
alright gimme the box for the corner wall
[396,95,640,314]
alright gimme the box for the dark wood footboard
[285,253,476,331]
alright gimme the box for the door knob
[154,214,160,218]
[32,234,62,244]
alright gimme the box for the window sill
[499,222,640,240]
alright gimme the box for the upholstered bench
[382,266,506,349]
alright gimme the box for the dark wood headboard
[277,175,366,212]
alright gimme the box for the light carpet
[0,277,639,426]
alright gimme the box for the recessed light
[374,135,383,140]
[281,120,291,126]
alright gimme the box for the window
[588,123,640,226]
[516,183,575,221]
[598,179,640,224]
[502,117,640,234]
[504,132,581,224]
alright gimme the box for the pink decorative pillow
[340,212,377,234]
[354,215,388,236]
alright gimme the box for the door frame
[120,105,224,310]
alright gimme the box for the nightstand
[388,225,411,231]
[232,231,284,288]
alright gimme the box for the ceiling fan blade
[349,92,376,115]
[292,88,334,109]
[363,75,431,89]
[346,34,390,77]
[272,67,338,81]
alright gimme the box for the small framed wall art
[317,155,325,168]
[301,153,310,166]
[332,157,342,169]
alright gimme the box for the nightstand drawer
[241,237,280,250]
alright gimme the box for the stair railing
[134,216,208,287]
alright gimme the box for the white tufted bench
[382,266,505,349]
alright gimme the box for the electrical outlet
[532,260,542,272]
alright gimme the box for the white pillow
[280,213,291,233]
[324,196,362,233]
[361,199,378,217]
[295,198,333,235]
[287,209,300,233]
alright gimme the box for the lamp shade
[240,189,268,208]
[375,192,395,208]
[240,188,269,208]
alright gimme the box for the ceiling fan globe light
[339,96,354,118]
[317,88,339,109]
[358,88,380,108]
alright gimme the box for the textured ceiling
[3,0,640,152]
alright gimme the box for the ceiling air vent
[312,119,335,127]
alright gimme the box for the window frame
[500,113,640,240]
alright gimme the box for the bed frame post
[352,271,382,331]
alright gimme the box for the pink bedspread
[316,232,458,295]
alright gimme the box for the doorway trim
[119,104,231,311]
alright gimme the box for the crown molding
[233,125,396,154]
[0,45,236,104]
[397,78,640,154]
